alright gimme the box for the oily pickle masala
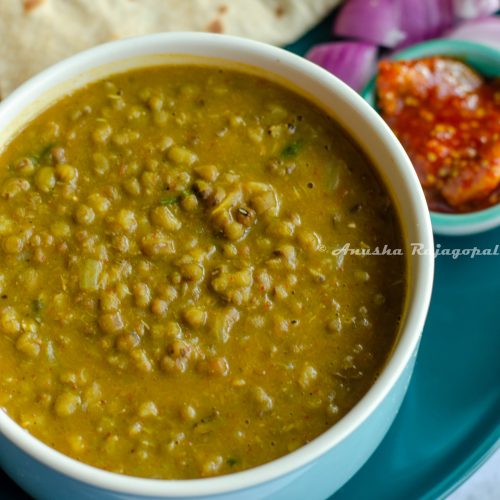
[377,56,500,213]
[0,66,406,479]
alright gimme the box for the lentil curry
[0,66,406,479]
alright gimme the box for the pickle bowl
[362,38,500,237]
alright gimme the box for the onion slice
[445,16,500,50]
[332,0,498,49]
[398,0,456,48]
[306,42,378,92]
[332,0,405,48]
[453,0,500,19]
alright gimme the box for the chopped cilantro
[31,143,54,164]
[32,298,45,313]
[281,141,303,158]
[160,196,181,206]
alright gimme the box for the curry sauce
[0,66,406,478]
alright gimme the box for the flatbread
[0,0,341,97]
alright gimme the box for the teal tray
[2,11,499,500]
[332,228,500,499]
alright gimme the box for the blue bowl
[362,39,500,236]
[0,33,434,500]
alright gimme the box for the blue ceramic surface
[2,12,499,500]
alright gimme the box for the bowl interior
[361,39,500,236]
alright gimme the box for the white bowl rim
[0,32,434,497]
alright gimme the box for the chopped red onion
[398,0,456,48]
[331,0,498,50]
[446,16,500,49]
[453,0,499,19]
[306,42,378,92]
[333,0,405,48]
